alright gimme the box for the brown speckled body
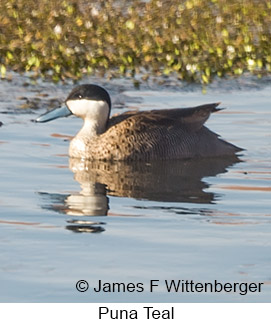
[69,103,242,160]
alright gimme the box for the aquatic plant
[1,0,271,83]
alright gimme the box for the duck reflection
[39,156,240,233]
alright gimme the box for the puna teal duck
[35,84,242,160]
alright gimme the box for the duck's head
[35,84,111,131]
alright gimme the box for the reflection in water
[38,156,241,233]
[66,220,106,233]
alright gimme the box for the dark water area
[0,73,270,302]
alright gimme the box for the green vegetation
[1,0,271,83]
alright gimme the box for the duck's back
[80,103,242,160]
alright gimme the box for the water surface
[0,74,270,302]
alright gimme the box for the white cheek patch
[66,99,108,119]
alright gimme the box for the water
[0,74,270,302]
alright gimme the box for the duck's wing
[108,103,221,131]
[145,102,222,131]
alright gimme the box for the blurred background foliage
[1,0,271,83]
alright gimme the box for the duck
[35,84,242,160]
